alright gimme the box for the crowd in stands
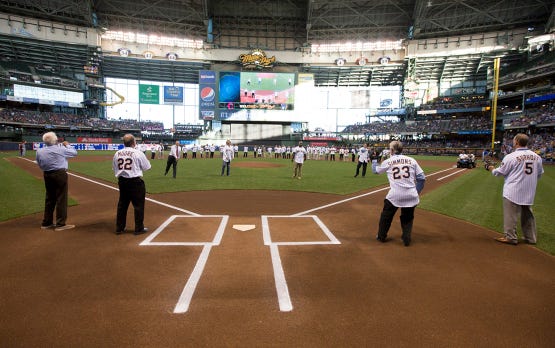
[501,130,554,162]
[418,94,489,110]
[342,115,492,135]
[0,108,164,132]
[502,101,555,128]
[499,49,554,85]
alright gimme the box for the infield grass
[2,151,553,255]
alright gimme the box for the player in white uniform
[292,141,308,179]
[113,134,152,235]
[149,144,157,160]
[164,141,181,178]
[488,133,544,245]
[354,143,369,177]
[329,146,336,161]
[373,141,426,246]
[221,139,234,176]
[158,142,164,159]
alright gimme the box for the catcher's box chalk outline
[139,215,229,313]
[261,215,341,312]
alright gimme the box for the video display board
[218,71,295,111]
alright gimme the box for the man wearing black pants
[354,143,369,178]
[113,134,152,235]
[165,141,180,178]
[116,177,146,234]
[373,141,425,246]
[36,132,78,231]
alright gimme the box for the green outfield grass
[2,151,553,254]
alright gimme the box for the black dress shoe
[134,228,149,235]
[115,230,123,235]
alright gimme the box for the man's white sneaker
[54,224,75,231]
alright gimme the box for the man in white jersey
[221,139,234,176]
[354,143,369,177]
[292,141,308,179]
[164,141,181,178]
[373,141,426,246]
[149,143,157,160]
[487,133,544,245]
[113,134,152,235]
[158,142,164,159]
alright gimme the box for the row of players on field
[138,143,392,161]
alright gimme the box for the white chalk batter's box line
[261,215,341,246]
[139,215,228,246]
[262,215,341,312]
[138,214,341,313]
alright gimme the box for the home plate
[233,224,256,231]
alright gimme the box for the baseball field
[1,151,554,347]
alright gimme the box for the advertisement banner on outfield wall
[33,143,125,151]
[139,84,160,104]
[163,86,183,104]
[77,137,112,143]
[198,70,216,120]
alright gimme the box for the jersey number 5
[525,162,533,175]
[392,166,410,179]
[117,158,133,170]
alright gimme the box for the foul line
[436,169,466,181]
[291,167,458,216]
[22,157,200,215]
[68,172,201,216]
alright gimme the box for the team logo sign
[200,87,215,102]
[239,49,276,69]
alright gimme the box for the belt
[118,176,142,181]
[44,169,66,174]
